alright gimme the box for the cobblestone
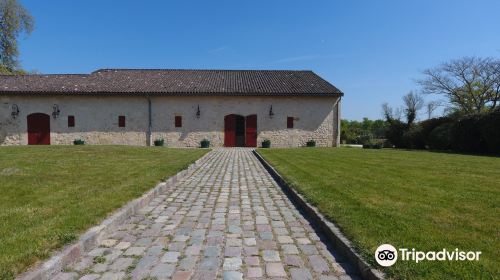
[56,149,358,279]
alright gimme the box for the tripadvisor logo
[375,244,481,267]
[375,244,398,267]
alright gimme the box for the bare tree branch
[403,91,424,125]
[426,100,440,119]
[418,57,500,114]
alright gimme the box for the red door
[224,114,236,147]
[27,113,50,145]
[245,114,257,147]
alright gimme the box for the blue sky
[18,0,500,120]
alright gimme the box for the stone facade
[0,95,340,147]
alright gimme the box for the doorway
[235,115,245,147]
[27,113,50,145]
[224,114,257,147]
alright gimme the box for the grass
[0,146,208,279]
[257,148,499,280]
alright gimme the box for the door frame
[27,113,51,145]
[224,114,257,147]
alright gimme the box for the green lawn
[258,148,499,280]
[0,146,208,279]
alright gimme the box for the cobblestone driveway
[56,149,359,280]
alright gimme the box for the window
[68,115,75,127]
[287,117,294,128]
[175,116,182,127]
[118,116,126,127]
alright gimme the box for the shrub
[154,139,164,146]
[381,139,393,148]
[363,139,384,149]
[261,139,271,148]
[401,125,425,149]
[385,120,407,148]
[73,139,84,145]
[381,110,499,154]
[420,117,453,147]
[363,143,383,149]
[428,123,453,150]
[450,115,486,153]
[306,140,316,147]
[200,139,210,148]
[477,109,500,155]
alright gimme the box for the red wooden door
[224,114,236,147]
[27,113,50,145]
[245,114,257,147]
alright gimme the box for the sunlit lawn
[0,146,208,279]
[258,148,499,279]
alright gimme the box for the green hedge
[478,110,500,154]
[428,123,453,150]
[402,126,425,149]
[420,117,453,144]
[385,120,407,148]
[385,110,500,155]
[450,115,486,153]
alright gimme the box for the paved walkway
[56,149,359,280]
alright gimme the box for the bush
[154,139,164,146]
[261,139,271,148]
[420,117,453,146]
[401,125,425,149]
[381,110,499,155]
[478,110,500,155]
[385,120,407,148]
[73,139,84,145]
[363,143,383,149]
[382,140,393,148]
[306,140,316,147]
[363,139,384,149]
[200,139,210,148]
[450,115,486,153]
[428,123,453,150]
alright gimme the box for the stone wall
[0,95,340,147]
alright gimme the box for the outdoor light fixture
[196,105,201,118]
[11,104,19,119]
[52,104,60,119]
[269,105,274,118]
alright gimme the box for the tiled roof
[0,69,343,96]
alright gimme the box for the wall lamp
[196,105,201,118]
[52,104,60,119]
[269,105,274,119]
[11,104,19,119]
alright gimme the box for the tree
[340,118,387,144]
[382,93,424,148]
[402,91,424,126]
[426,100,440,119]
[382,102,401,123]
[0,0,34,73]
[418,57,500,115]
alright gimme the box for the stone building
[0,69,343,147]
